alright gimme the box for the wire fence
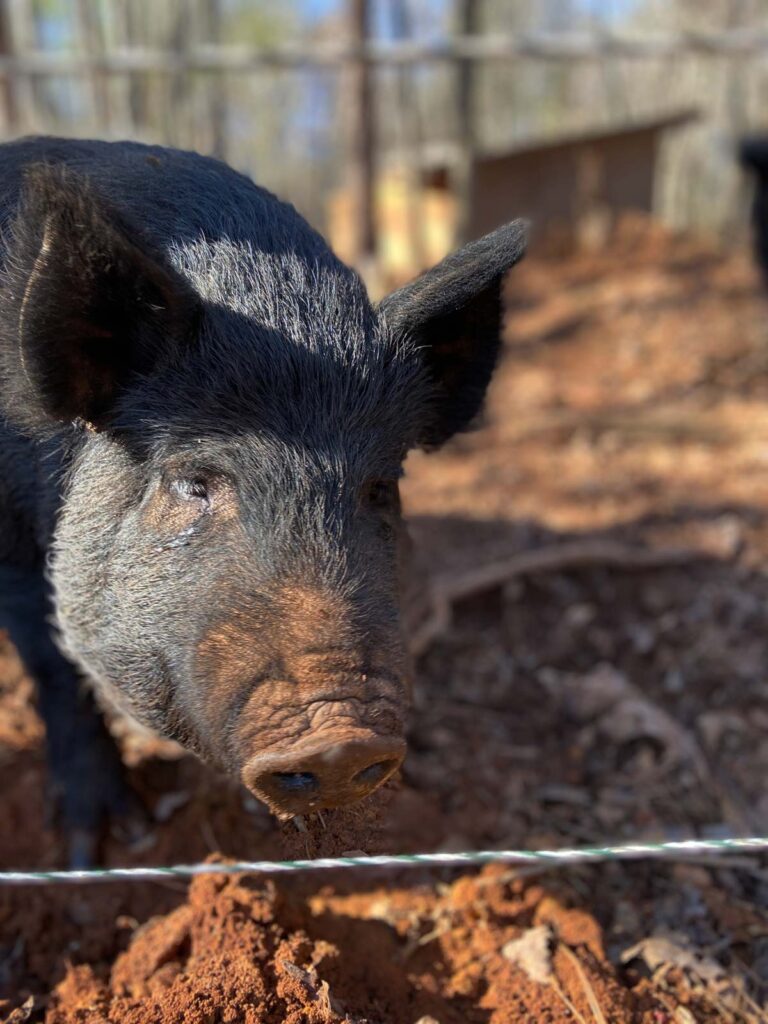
[2,837,767,886]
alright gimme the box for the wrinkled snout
[198,582,409,817]
[243,730,405,817]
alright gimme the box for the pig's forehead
[122,241,435,450]
[139,329,429,460]
[175,239,380,349]
[151,430,407,484]
[164,331,427,436]
[136,321,428,446]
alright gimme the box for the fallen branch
[406,540,702,657]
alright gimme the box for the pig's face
[51,305,422,816]
[0,165,525,816]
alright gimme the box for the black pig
[0,137,526,865]
[740,136,768,280]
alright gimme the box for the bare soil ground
[1,216,767,1022]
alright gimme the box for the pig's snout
[243,732,405,817]
[198,584,409,816]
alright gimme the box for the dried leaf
[675,1008,698,1024]
[280,961,345,1017]
[1,997,34,1024]
[545,663,705,774]
[621,933,747,1011]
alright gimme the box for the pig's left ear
[0,164,198,434]
[380,219,526,448]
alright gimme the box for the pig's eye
[170,477,210,505]
[364,479,399,513]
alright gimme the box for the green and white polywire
[2,837,767,885]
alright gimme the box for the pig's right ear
[0,165,198,434]
[380,220,527,449]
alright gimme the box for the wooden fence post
[348,0,377,278]
[0,0,18,134]
[455,0,478,245]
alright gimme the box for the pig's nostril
[354,760,396,787]
[271,771,319,793]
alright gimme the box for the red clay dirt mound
[42,866,665,1024]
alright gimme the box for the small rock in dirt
[502,924,555,984]
[564,602,596,629]
[560,662,630,721]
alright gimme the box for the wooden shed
[441,110,698,244]
[327,110,697,287]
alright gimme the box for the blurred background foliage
[0,0,766,273]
